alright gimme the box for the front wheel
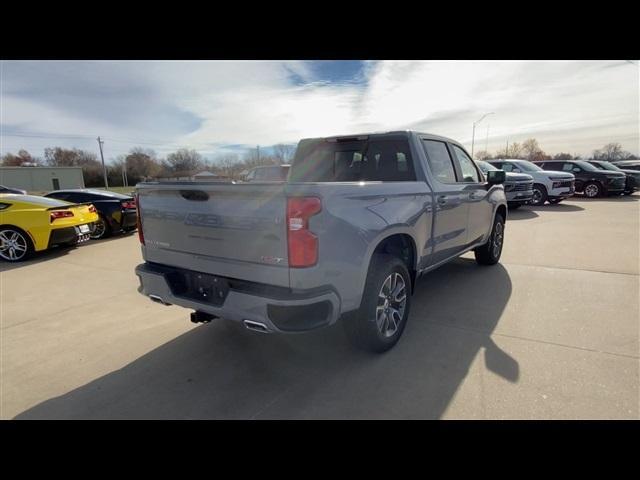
[474,213,505,266]
[0,227,34,262]
[342,254,411,353]
[530,184,548,206]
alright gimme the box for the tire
[0,227,34,262]
[507,203,521,210]
[342,253,412,353]
[530,184,548,206]
[90,215,112,240]
[583,182,602,198]
[474,213,505,266]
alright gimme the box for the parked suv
[476,161,533,209]
[135,131,508,353]
[588,160,639,195]
[487,159,575,206]
[535,160,626,198]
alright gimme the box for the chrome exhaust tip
[243,320,271,333]
[149,294,171,306]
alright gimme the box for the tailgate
[137,182,290,287]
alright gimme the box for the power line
[1,130,230,150]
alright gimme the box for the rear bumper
[135,262,341,333]
[120,210,138,229]
[47,225,93,248]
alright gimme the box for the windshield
[476,161,498,173]
[514,160,543,172]
[573,160,600,172]
[592,161,622,172]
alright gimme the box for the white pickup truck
[487,159,575,206]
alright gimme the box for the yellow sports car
[0,194,99,262]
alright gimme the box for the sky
[1,60,638,163]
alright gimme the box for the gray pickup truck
[135,131,507,352]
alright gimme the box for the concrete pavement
[1,195,638,419]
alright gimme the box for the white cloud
[1,60,638,160]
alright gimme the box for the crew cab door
[449,144,493,246]
[420,138,470,265]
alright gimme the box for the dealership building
[0,166,85,192]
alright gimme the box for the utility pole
[123,157,128,187]
[97,136,109,188]
[505,139,509,159]
[257,145,261,165]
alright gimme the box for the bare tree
[124,148,162,183]
[593,143,624,161]
[164,148,204,175]
[1,149,42,166]
[273,144,295,164]
[474,150,492,160]
[495,142,524,159]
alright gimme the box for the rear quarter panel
[286,181,432,312]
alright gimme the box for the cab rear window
[290,138,416,182]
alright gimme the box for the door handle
[437,195,447,205]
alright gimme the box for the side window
[422,140,457,183]
[562,163,580,173]
[365,141,416,181]
[452,145,480,183]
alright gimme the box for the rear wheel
[0,227,33,262]
[474,213,504,266]
[90,215,112,240]
[583,182,602,198]
[343,254,411,353]
[530,184,548,206]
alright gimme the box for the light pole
[471,112,494,159]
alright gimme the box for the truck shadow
[15,258,515,419]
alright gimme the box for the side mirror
[486,170,506,185]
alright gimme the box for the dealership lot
[1,196,638,419]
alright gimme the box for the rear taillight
[88,205,97,213]
[287,197,321,268]
[50,210,74,222]
[135,194,144,245]
[122,200,136,209]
